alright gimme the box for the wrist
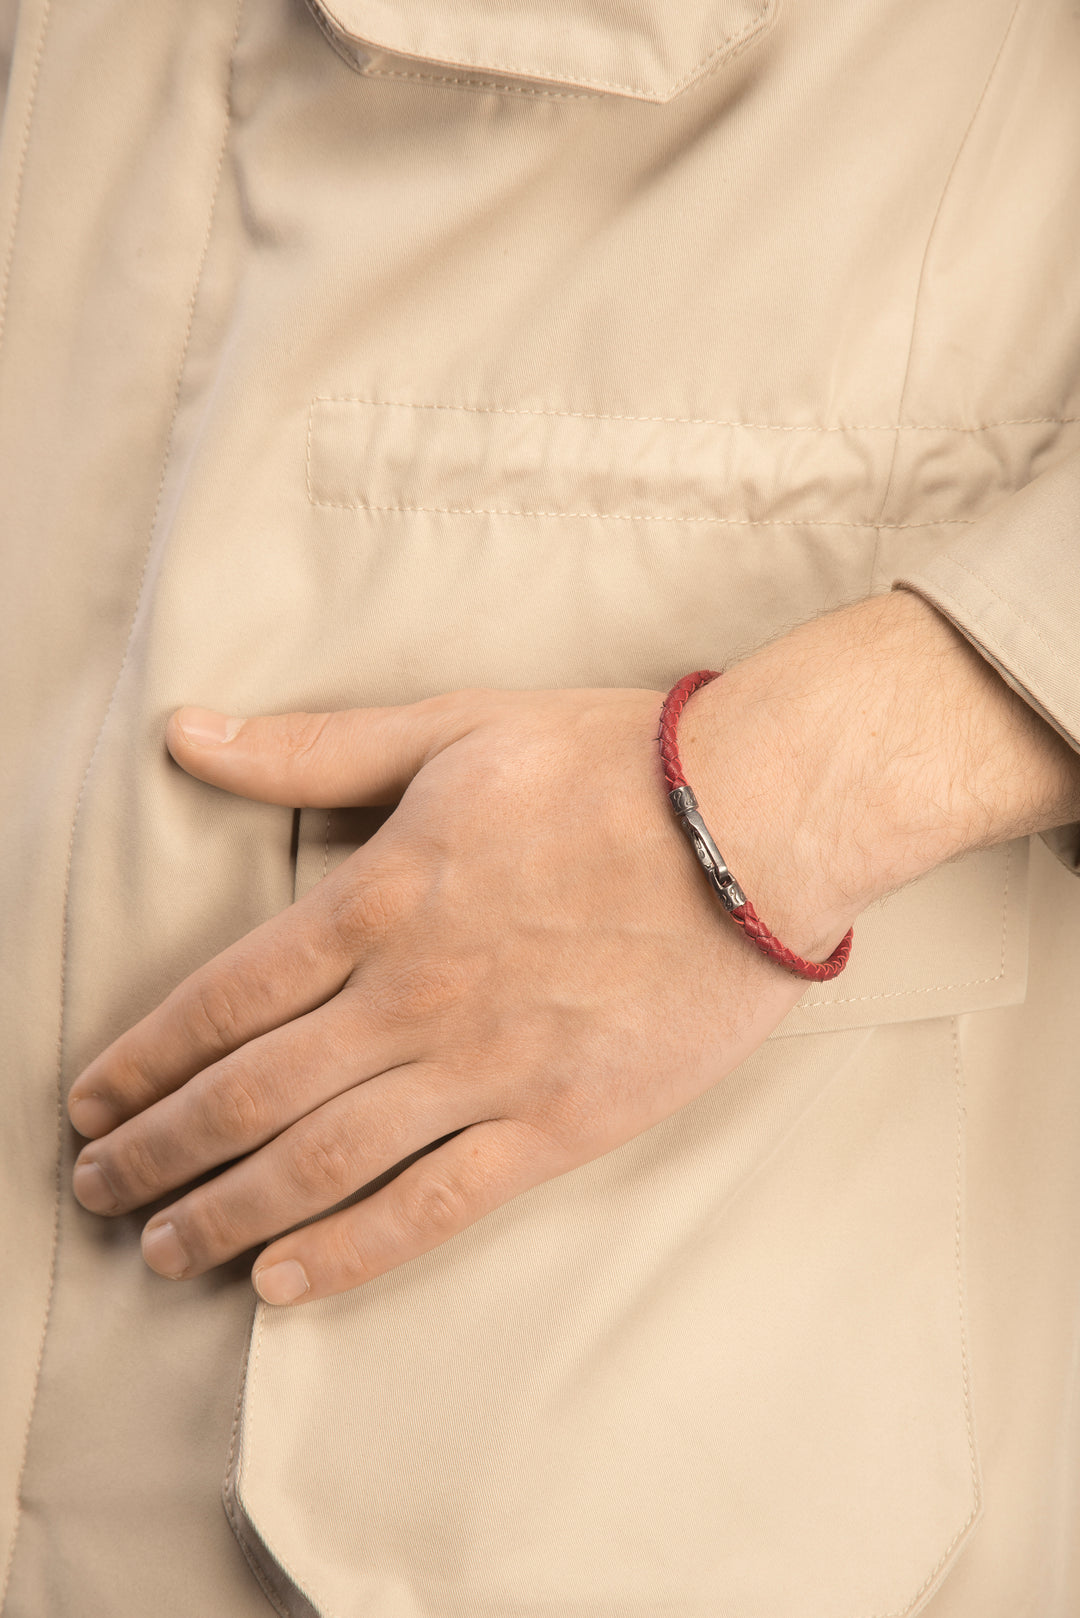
[672,671,862,969]
[674,590,1080,961]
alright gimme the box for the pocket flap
[778,837,1029,1037]
[308,0,778,102]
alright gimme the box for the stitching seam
[332,0,775,100]
[238,1309,334,1618]
[309,497,973,531]
[0,0,56,1593]
[223,1319,292,1618]
[0,0,52,361]
[872,0,1024,564]
[861,1021,980,1618]
[312,396,1080,435]
[360,67,597,101]
[303,3,598,102]
[304,413,972,525]
[810,843,1012,1008]
[0,8,244,1608]
[0,2,55,1606]
[938,557,1072,676]
[321,812,332,882]
[904,573,1080,756]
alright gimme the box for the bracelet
[658,671,853,983]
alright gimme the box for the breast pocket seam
[817,841,1011,1008]
[868,1017,980,1618]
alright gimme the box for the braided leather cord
[659,670,853,983]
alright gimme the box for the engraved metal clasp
[668,787,747,912]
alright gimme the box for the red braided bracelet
[658,671,853,983]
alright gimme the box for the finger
[165,693,480,807]
[138,1064,483,1280]
[71,992,414,1216]
[67,867,380,1138]
[249,1117,557,1305]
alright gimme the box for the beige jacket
[1,2,1079,1615]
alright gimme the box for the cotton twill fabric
[0,1,1079,1615]
[898,451,1080,762]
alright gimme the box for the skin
[68,589,1080,1306]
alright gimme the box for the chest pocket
[306,0,778,102]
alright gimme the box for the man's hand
[67,591,1080,1305]
[67,688,815,1304]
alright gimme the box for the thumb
[165,700,469,806]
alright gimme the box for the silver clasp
[668,787,747,912]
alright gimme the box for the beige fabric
[309,0,778,100]
[897,450,1080,876]
[0,0,19,134]
[1,0,1078,1614]
[898,451,1080,756]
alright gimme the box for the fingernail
[73,1161,119,1213]
[175,708,243,747]
[142,1221,190,1279]
[254,1260,310,1306]
[68,1092,120,1138]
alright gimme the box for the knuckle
[324,869,419,953]
[415,688,492,736]
[99,1132,162,1203]
[523,1076,606,1150]
[288,1128,356,1201]
[325,1221,381,1286]
[374,958,470,1030]
[76,1066,142,1123]
[195,1069,264,1145]
[105,1058,154,1112]
[277,710,333,764]
[83,1036,169,1119]
[395,1171,469,1242]
[181,1193,245,1260]
[188,976,247,1055]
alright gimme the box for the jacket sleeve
[893,448,1080,872]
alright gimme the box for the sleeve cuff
[893,449,1080,873]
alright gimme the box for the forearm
[678,589,1080,963]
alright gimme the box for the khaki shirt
[1,2,1078,1614]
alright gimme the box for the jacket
[1,2,1079,1614]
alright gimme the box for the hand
[67,685,820,1305]
[68,591,1080,1305]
